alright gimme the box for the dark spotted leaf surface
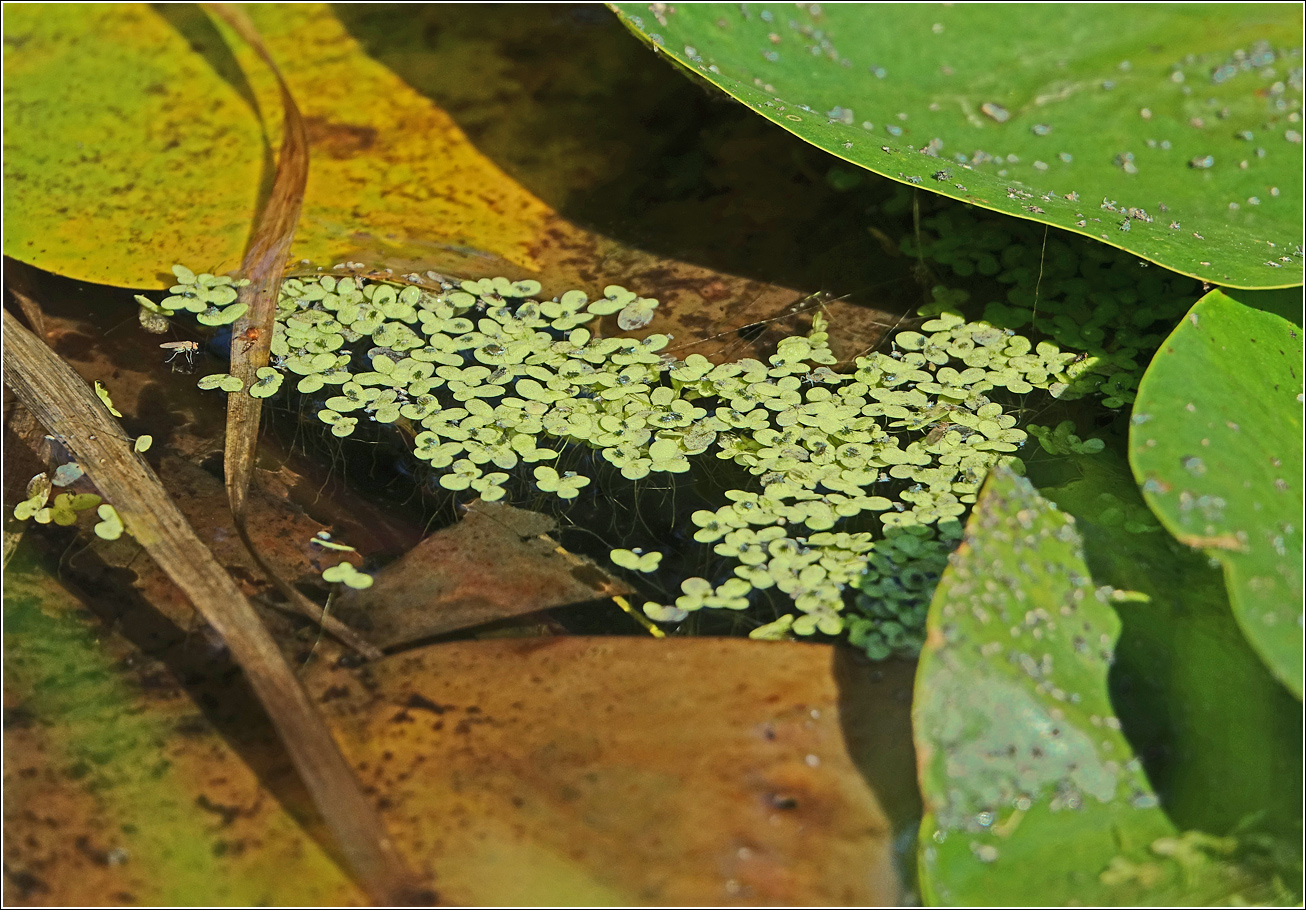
[913,466,1296,905]
[1129,289,1303,698]
[611,4,1303,288]
[2,543,358,905]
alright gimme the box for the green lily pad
[914,465,1295,904]
[1129,289,1303,698]
[611,4,1303,288]
[248,366,285,399]
[1033,440,1302,846]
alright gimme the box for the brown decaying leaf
[304,638,916,906]
[4,273,390,658]
[3,550,366,906]
[1,309,424,904]
[6,411,383,662]
[5,558,919,908]
[333,500,632,650]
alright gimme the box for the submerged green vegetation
[143,199,1201,661]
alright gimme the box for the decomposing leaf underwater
[51,462,85,486]
[12,473,52,522]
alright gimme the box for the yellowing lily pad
[2,3,897,360]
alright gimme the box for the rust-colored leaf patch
[333,500,631,649]
[5,555,918,908]
[304,638,916,906]
[2,543,364,906]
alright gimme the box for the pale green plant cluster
[322,561,374,590]
[12,472,125,541]
[903,205,1201,408]
[134,265,250,327]
[169,263,1086,657]
[662,303,1076,639]
[1026,419,1107,456]
[12,471,101,526]
[12,377,138,541]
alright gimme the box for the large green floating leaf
[914,465,1295,905]
[1034,441,1302,846]
[1129,289,1303,698]
[611,4,1303,288]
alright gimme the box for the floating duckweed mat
[137,204,1203,657]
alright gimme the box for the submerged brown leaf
[315,638,919,905]
[5,556,920,908]
[333,500,632,649]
